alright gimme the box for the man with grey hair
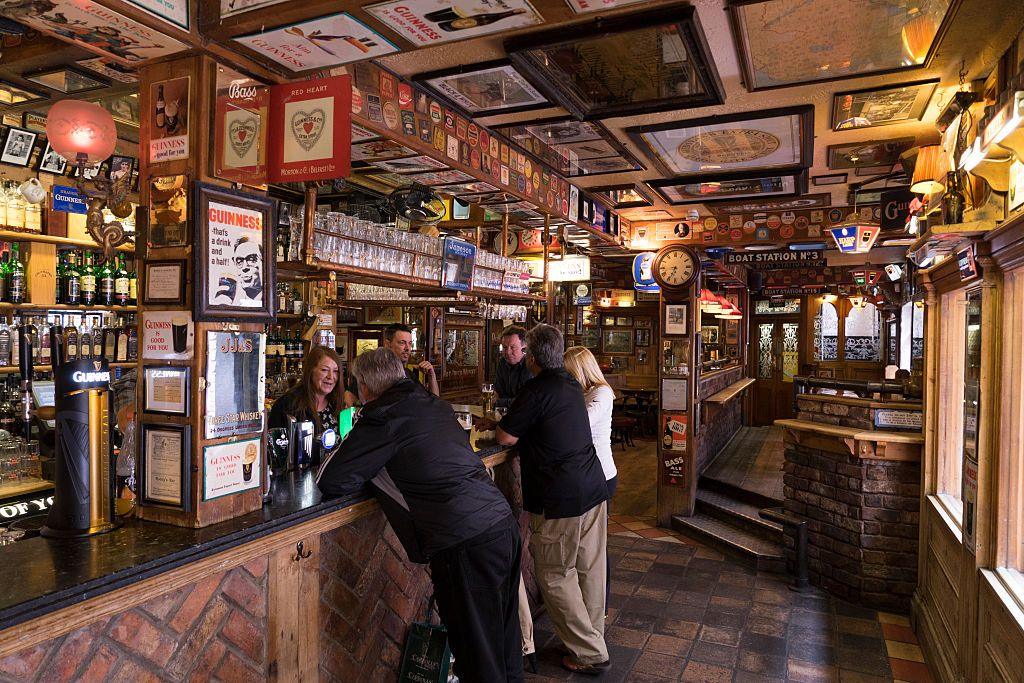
[317,348,523,682]
[495,324,611,675]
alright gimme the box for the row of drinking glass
[0,435,41,486]
[312,213,445,257]
[312,232,444,280]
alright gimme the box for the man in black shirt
[318,348,522,683]
[343,323,439,406]
[495,324,533,408]
[496,324,610,675]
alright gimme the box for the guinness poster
[204,331,266,439]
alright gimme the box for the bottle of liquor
[10,322,18,369]
[80,325,92,359]
[65,324,79,360]
[663,422,674,449]
[942,171,965,225]
[437,8,524,31]
[64,250,81,306]
[7,244,26,305]
[0,323,10,366]
[103,324,117,361]
[0,380,15,434]
[80,252,97,306]
[127,322,138,361]
[55,252,66,305]
[291,286,303,315]
[0,249,9,303]
[277,283,288,313]
[114,255,130,307]
[91,322,103,359]
[275,224,289,263]
[40,324,51,367]
[127,259,138,307]
[115,323,129,362]
[155,85,166,129]
[98,257,115,307]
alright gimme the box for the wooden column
[543,214,553,324]
[135,54,266,527]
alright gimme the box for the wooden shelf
[0,303,138,313]
[0,479,51,499]
[278,260,540,302]
[0,362,136,374]
[705,378,755,404]
[0,230,135,252]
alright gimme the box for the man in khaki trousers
[496,324,611,675]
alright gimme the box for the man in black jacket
[496,324,610,675]
[495,325,533,408]
[317,348,522,683]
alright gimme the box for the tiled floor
[525,530,933,682]
[702,426,786,502]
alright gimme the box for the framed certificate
[661,378,688,412]
[143,260,187,305]
[143,365,189,416]
[664,304,688,336]
[141,424,190,509]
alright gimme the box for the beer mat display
[0,0,186,65]
[149,76,190,163]
[203,436,262,500]
[348,61,580,225]
[234,13,397,71]
[141,423,190,509]
[365,0,543,46]
[142,310,194,361]
[143,260,186,305]
[193,183,275,322]
[214,67,269,186]
[205,331,266,439]
[143,365,189,416]
[268,75,352,183]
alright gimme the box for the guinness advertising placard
[880,188,915,231]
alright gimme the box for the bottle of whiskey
[65,324,79,361]
[99,257,115,307]
[437,9,525,31]
[127,259,138,307]
[64,250,81,306]
[114,255,130,307]
[80,252,97,306]
[155,85,166,129]
[7,244,26,305]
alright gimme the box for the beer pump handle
[18,321,34,440]
[50,325,64,370]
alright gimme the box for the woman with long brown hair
[268,345,345,436]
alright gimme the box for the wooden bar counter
[777,394,924,613]
[0,446,532,681]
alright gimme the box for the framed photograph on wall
[601,329,633,355]
[664,304,688,336]
[140,423,190,510]
[193,182,275,322]
[0,127,38,167]
[149,175,189,248]
[37,142,68,175]
[143,260,187,305]
[143,365,190,416]
[582,327,600,350]
[635,328,651,347]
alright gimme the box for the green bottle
[7,244,26,305]
[114,255,130,307]
[65,251,81,305]
[80,252,97,306]
[99,257,115,307]
[55,252,66,305]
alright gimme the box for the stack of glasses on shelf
[0,436,41,489]
[0,182,42,232]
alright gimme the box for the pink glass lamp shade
[45,100,117,164]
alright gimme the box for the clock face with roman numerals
[652,245,700,292]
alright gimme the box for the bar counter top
[0,444,511,632]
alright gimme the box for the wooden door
[751,316,800,425]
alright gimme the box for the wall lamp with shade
[45,99,133,255]
[909,144,948,195]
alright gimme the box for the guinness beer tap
[18,318,34,440]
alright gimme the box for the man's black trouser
[429,515,524,683]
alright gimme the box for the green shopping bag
[398,596,452,683]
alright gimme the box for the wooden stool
[611,416,637,449]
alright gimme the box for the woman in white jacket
[564,346,617,606]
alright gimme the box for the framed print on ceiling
[626,105,813,178]
[590,184,654,209]
[827,138,916,170]
[494,116,643,178]
[649,170,808,206]
[24,66,107,94]
[727,0,959,90]
[505,2,724,119]
[831,80,938,131]
[235,13,397,71]
[416,60,549,117]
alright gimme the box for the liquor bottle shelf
[0,303,138,312]
[0,362,136,374]
[277,260,541,302]
[0,230,135,252]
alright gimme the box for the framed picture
[372,155,448,174]
[204,331,266,439]
[21,112,47,132]
[24,66,107,93]
[602,315,616,326]
[494,116,643,178]
[725,321,739,344]
[203,437,261,500]
[505,3,724,120]
[37,142,68,175]
[727,0,958,90]
[365,0,542,46]
[650,170,807,205]
[701,326,720,344]
[582,327,600,350]
[149,175,189,248]
[351,139,417,162]
[416,60,549,117]
[661,378,688,411]
[615,316,630,327]
[664,304,688,336]
[602,329,634,355]
[827,138,916,170]
[143,365,190,416]
[193,182,276,322]
[626,106,813,178]
[636,329,651,347]
[590,184,653,209]
[108,155,135,181]
[140,423,191,509]
[0,127,38,167]
[831,80,938,130]
[234,12,397,71]
[812,173,848,186]
[635,317,653,329]
[143,260,187,305]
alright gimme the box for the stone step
[699,474,785,511]
[695,489,785,545]
[671,512,787,573]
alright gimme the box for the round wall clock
[652,244,700,295]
